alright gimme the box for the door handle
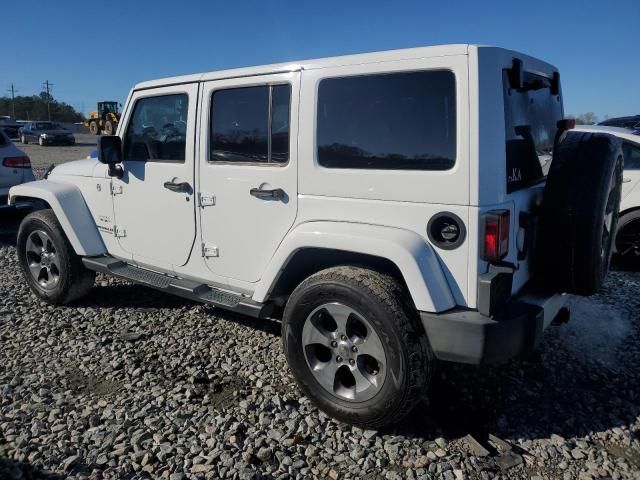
[623,177,632,184]
[163,180,191,193]
[250,187,285,200]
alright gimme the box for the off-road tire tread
[283,265,433,428]
[17,209,95,305]
[538,131,623,295]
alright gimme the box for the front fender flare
[253,222,456,313]
[9,180,106,256]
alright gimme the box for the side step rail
[82,256,267,318]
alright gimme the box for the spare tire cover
[537,131,623,295]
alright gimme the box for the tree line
[0,92,84,122]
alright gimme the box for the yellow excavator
[84,101,121,135]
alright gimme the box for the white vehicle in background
[0,129,34,211]
[575,125,640,268]
[8,45,624,427]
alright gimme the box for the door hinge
[114,226,126,238]
[202,243,219,258]
[199,193,216,208]
[111,184,123,195]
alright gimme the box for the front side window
[317,70,456,170]
[210,84,291,164]
[123,94,189,162]
[623,142,640,170]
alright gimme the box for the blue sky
[4,0,638,119]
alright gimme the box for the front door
[112,84,199,270]
[198,72,300,283]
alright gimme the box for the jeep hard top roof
[133,44,557,91]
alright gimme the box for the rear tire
[614,210,640,270]
[17,209,95,305]
[89,121,99,135]
[38,137,45,146]
[537,131,623,295]
[104,121,114,135]
[282,266,432,428]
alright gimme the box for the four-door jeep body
[8,45,623,427]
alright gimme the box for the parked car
[0,116,23,139]
[598,114,640,130]
[576,125,640,268]
[20,122,75,146]
[0,130,34,210]
[9,45,623,427]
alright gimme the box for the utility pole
[7,84,17,118]
[43,80,54,121]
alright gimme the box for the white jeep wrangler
[9,45,623,428]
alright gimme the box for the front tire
[89,121,99,135]
[104,121,114,135]
[17,209,95,305]
[614,210,640,270]
[282,266,432,428]
[20,135,28,144]
[38,137,45,146]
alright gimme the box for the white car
[575,125,640,268]
[8,45,623,427]
[0,129,34,210]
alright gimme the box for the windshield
[503,69,563,193]
[36,122,61,130]
[101,102,119,114]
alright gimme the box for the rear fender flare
[253,221,456,313]
[9,180,106,256]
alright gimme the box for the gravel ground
[0,144,639,479]
[16,133,97,178]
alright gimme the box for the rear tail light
[2,155,31,168]
[482,210,510,262]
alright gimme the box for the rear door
[198,72,299,283]
[111,84,198,270]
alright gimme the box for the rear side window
[123,94,189,162]
[210,84,291,164]
[0,131,8,147]
[317,70,456,170]
[623,142,640,170]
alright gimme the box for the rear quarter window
[316,70,456,170]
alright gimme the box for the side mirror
[98,135,124,178]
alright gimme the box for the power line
[43,80,54,121]
[7,84,18,118]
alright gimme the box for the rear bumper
[420,288,568,365]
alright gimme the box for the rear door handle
[250,187,285,200]
[163,180,191,193]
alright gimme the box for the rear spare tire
[537,131,623,295]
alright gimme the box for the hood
[49,158,102,178]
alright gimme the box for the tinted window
[210,84,291,164]
[317,70,456,170]
[124,94,189,162]
[623,142,640,170]
[503,70,563,192]
[0,131,8,147]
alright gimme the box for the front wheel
[38,137,45,146]
[614,210,640,270]
[17,210,95,304]
[282,266,432,428]
[20,135,28,144]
